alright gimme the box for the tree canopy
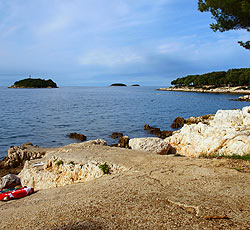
[171,68,250,87]
[198,0,250,49]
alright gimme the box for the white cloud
[78,49,144,67]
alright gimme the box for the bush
[98,163,110,174]
[55,160,64,167]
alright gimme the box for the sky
[0,0,249,86]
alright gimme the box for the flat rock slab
[0,145,250,229]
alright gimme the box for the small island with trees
[9,78,58,88]
[158,68,250,95]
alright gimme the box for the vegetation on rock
[55,160,64,167]
[9,78,58,88]
[98,163,110,174]
[200,154,250,161]
[171,68,250,87]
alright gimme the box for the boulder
[22,142,33,147]
[0,145,46,169]
[129,137,170,154]
[69,133,87,141]
[118,136,130,148]
[111,132,123,139]
[210,109,244,127]
[185,114,214,125]
[171,117,185,129]
[0,174,21,189]
[157,130,173,139]
[238,95,250,101]
[166,106,250,157]
[242,106,250,126]
[144,124,173,139]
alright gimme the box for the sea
[0,86,249,159]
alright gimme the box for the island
[9,78,58,88]
[110,83,127,86]
[158,68,250,94]
[131,84,140,86]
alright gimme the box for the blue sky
[0,0,249,86]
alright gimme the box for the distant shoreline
[157,86,250,95]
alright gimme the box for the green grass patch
[55,160,64,167]
[98,163,110,174]
[69,161,75,165]
[200,154,250,161]
[220,154,250,161]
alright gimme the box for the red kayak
[0,187,34,201]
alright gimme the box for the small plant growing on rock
[98,163,110,174]
[55,160,64,167]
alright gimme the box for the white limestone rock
[242,106,250,126]
[19,158,126,190]
[166,106,250,157]
[210,109,244,126]
[129,137,170,154]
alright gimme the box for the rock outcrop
[0,144,46,169]
[129,137,170,154]
[19,158,126,190]
[185,114,214,125]
[118,136,130,148]
[144,124,173,139]
[111,132,123,139]
[68,132,87,141]
[171,117,185,129]
[166,106,250,157]
[237,95,250,101]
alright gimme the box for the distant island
[9,78,58,88]
[110,83,127,87]
[131,84,140,86]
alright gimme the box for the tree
[198,0,250,49]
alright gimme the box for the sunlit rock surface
[166,106,250,157]
[129,137,170,154]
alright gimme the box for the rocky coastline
[0,106,250,229]
[157,86,250,95]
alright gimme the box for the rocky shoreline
[0,106,250,229]
[157,86,250,95]
[1,106,250,185]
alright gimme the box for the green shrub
[98,163,110,174]
[55,160,64,167]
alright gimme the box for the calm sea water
[0,86,249,159]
